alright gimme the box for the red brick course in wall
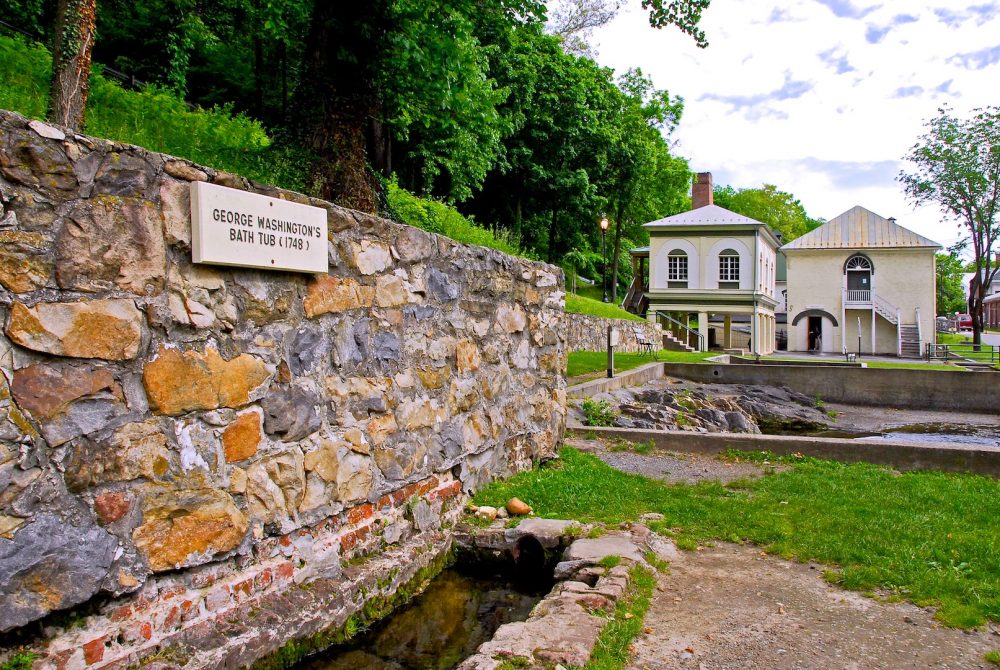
[34,474,465,670]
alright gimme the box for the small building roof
[643,204,762,228]
[781,205,941,251]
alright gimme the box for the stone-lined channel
[294,566,549,670]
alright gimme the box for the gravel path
[565,437,783,484]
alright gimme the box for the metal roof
[781,205,941,250]
[643,204,763,227]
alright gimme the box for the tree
[900,106,1000,345]
[935,251,967,316]
[713,184,824,243]
[48,0,97,130]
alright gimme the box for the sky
[589,0,1000,249]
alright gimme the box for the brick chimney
[692,172,713,209]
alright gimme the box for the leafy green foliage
[936,251,969,315]
[475,447,1000,628]
[0,652,38,670]
[385,180,528,257]
[580,399,618,427]
[0,34,310,193]
[900,105,1000,343]
[713,183,825,242]
[985,650,1000,667]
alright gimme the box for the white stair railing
[896,309,902,357]
[873,293,899,324]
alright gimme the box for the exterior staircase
[899,324,921,358]
[662,330,696,352]
[873,294,899,325]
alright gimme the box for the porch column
[871,308,876,355]
[723,315,732,349]
[698,311,709,352]
[750,309,758,355]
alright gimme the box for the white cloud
[590,0,1000,249]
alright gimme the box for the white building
[624,173,780,354]
[782,206,939,357]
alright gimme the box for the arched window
[845,255,873,273]
[667,249,688,288]
[844,254,873,299]
[719,249,740,289]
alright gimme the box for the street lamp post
[600,216,610,303]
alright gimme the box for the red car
[956,313,973,331]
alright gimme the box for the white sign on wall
[190,181,328,273]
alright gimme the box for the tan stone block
[246,451,305,527]
[396,397,445,430]
[336,452,374,502]
[366,414,398,447]
[55,196,166,295]
[6,299,144,360]
[495,304,527,333]
[349,240,393,275]
[456,340,481,373]
[448,378,481,413]
[163,160,208,182]
[142,346,270,416]
[303,276,375,318]
[133,487,248,572]
[0,231,52,293]
[303,440,342,482]
[221,410,261,463]
[229,466,247,494]
[374,274,410,307]
[344,427,369,454]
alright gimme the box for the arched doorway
[845,255,873,301]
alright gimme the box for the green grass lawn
[864,361,968,371]
[475,447,1000,628]
[567,350,716,378]
[565,294,646,322]
[938,332,972,345]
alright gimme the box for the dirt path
[566,437,781,484]
[630,543,998,670]
[564,438,999,669]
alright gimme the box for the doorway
[808,316,822,351]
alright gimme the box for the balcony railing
[844,289,871,303]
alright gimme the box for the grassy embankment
[475,447,1000,630]
[0,33,528,260]
[567,350,716,378]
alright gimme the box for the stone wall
[0,110,566,668]
[563,312,661,354]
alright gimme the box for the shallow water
[808,423,1000,447]
[294,568,547,670]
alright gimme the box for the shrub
[581,398,618,427]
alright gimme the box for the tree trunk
[48,0,97,131]
[610,201,626,302]
[285,4,387,212]
[547,208,559,264]
[278,41,288,119]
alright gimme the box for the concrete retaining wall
[662,363,1000,413]
[0,110,566,668]
[567,362,664,398]
[569,426,1000,477]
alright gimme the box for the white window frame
[667,251,688,282]
[719,251,740,283]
